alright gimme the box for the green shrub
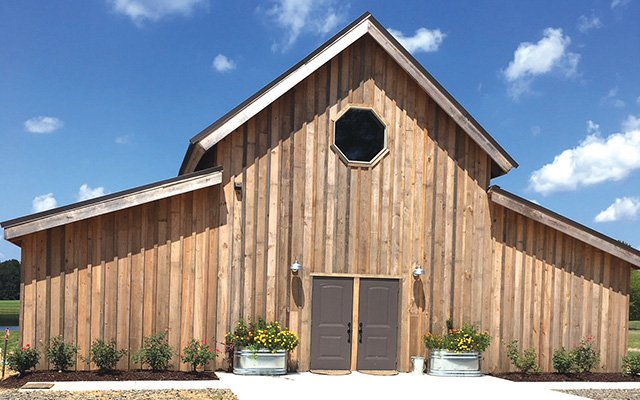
[573,337,599,373]
[180,339,216,372]
[506,340,541,374]
[45,335,78,372]
[622,352,640,375]
[553,347,575,373]
[6,344,40,375]
[132,332,173,371]
[88,339,126,372]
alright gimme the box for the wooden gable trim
[489,186,640,267]
[179,12,517,176]
[1,166,223,241]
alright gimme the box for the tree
[631,270,640,321]
[0,259,20,300]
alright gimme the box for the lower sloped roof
[489,186,640,268]
[1,166,223,242]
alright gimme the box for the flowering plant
[225,319,299,353]
[180,339,216,372]
[6,344,40,375]
[423,324,491,354]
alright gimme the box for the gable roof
[489,186,640,268]
[179,12,518,178]
[1,166,223,243]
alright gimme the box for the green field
[0,300,19,327]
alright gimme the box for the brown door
[310,277,353,370]
[356,278,399,370]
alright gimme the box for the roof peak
[179,12,517,176]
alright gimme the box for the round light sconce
[290,259,302,274]
[413,265,424,277]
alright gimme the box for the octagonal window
[334,107,387,165]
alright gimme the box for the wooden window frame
[331,105,389,168]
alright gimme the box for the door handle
[347,322,352,343]
[358,322,363,343]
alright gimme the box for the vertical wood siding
[488,203,630,372]
[17,35,632,373]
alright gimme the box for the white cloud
[109,0,207,24]
[503,28,579,99]
[611,0,631,8]
[0,251,5,260]
[531,126,542,136]
[595,197,640,222]
[622,115,640,132]
[32,193,57,213]
[601,86,625,108]
[24,116,63,134]
[115,135,131,144]
[587,120,600,135]
[388,27,446,54]
[212,54,236,72]
[577,14,602,33]
[76,184,106,201]
[265,0,345,51]
[529,117,640,195]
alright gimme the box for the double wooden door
[310,277,399,370]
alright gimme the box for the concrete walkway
[20,372,640,399]
[216,372,588,400]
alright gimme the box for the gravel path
[0,389,237,400]
[559,389,640,399]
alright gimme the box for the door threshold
[358,370,398,376]
[309,370,352,376]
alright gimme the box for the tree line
[0,259,20,300]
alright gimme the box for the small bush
[88,339,126,372]
[132,332,173,371]
[573,337,599,373]
[506,340,541,374]
[180,339,216,372]
[553,347,575,373]
[6,344,40,375]
[552,337,601,374]
[45,336,78,372]
[622,352,640,375]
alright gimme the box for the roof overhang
[489,186,640,268]
[1,166,223,243]
[179,12,518,177]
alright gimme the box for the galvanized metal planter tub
[428,350,481,377]
[233,349,287,375]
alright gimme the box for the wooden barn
[3,13,640,373]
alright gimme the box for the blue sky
[1,0,639,261]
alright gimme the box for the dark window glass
[334,108,386,163]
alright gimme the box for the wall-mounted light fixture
[413,265,424,278]
[290,259,302,274]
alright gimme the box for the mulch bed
[0,370,218,389]
[492,372,640,382]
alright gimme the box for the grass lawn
[0,300,20,358]
[629,321,640,350]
